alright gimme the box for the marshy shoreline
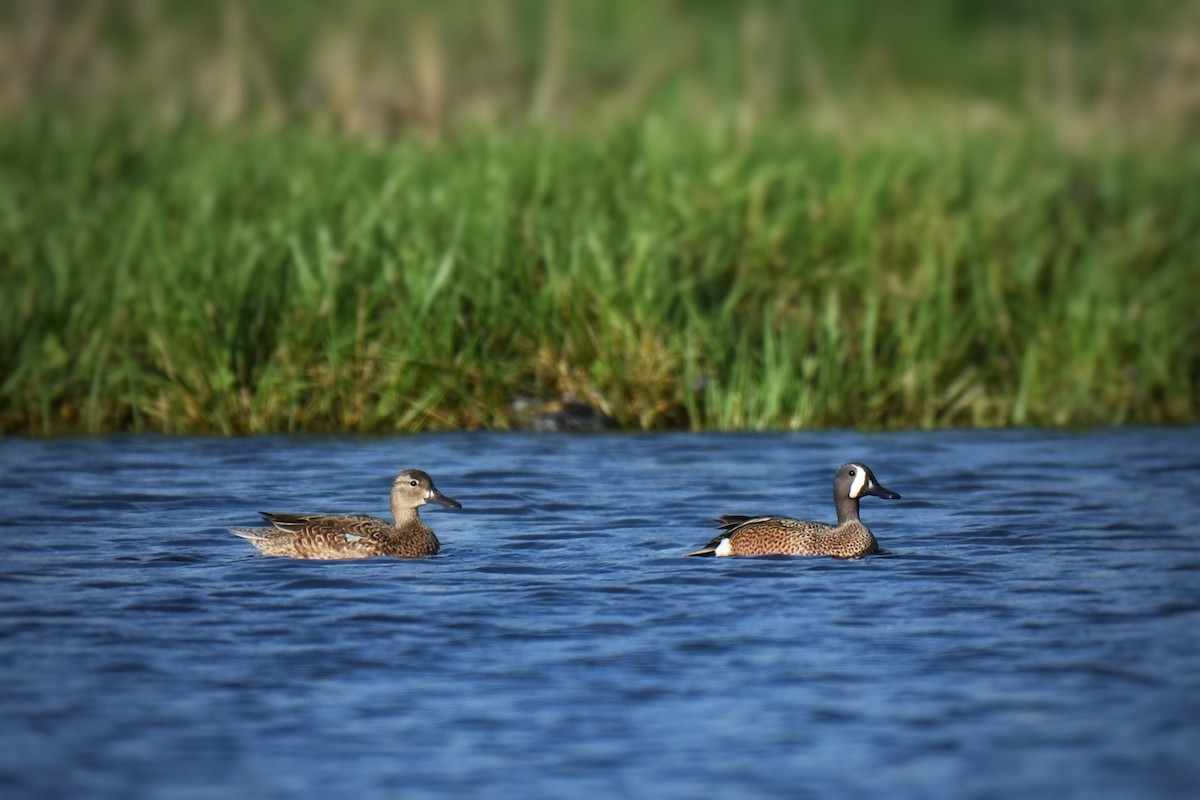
[2,1,1197,435]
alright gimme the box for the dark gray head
[391,469,462,511]
[833,463,899,523]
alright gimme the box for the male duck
[686,463,900,558]
[230,469,461,559]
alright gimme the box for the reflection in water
[0,429,1198,798]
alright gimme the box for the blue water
[1,428,1198,799]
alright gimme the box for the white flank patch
[848,465,868,498]
[714,538,733,557]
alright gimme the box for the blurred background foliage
[1,0,1198,434]
[2,0,1197,143]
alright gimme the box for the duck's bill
[866,483,901,500]
[427,489,463,509]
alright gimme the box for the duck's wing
[259,512,392,540]
[715,514,771,532]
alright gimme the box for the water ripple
[0,428,1198,799]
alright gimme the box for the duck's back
[707,515,877,558]
[234,513,440,559]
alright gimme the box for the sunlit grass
[2,1,1197,433]
[2,116,1196,433]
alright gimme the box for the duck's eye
[848,468,856,476]
[409,480,419,487]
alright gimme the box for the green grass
[2,1,1198,433]
[2,115,1197,433]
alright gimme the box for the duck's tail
[684,529,732,557]
[229,527,268,541]
[229,526,290,545]
[684,515,762,557]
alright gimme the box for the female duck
[230,469,461,559]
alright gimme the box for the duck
[230,469,461,559]
[685,463,900,558]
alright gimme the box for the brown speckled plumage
[230,469,460,559]
[686,463,900,559]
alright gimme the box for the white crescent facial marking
[714,538,733,557]
[848,465,868,499]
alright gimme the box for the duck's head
[392,469,462,510]
[835,463,900,502]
